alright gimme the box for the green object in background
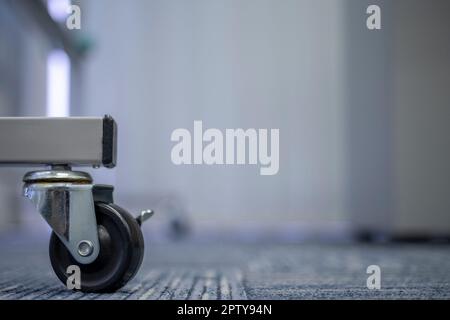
[74,34,95,57]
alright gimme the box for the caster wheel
[49,202,145,292]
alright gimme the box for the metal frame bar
[0,115,117,168]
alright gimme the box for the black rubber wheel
[49,202,145,292]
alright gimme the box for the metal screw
[77,240,94,257]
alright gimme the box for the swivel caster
[0,116,153,292]
[23,170,154,292]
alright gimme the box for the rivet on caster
[0,115,154,292]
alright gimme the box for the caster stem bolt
[77,240,94,257]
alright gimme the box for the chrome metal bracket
[23,170,100,264]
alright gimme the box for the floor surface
[1,237,449,299]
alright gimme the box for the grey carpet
[1,239,449,299]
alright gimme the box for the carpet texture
[1,240,449,299]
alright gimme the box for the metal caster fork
[23,168,154,292]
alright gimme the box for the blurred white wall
[393,0,450,235]
[344,0,450,237]
[2,0,448,239]
[343,0,395,235]
[0,2,46,232]
[78,0,347,235]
